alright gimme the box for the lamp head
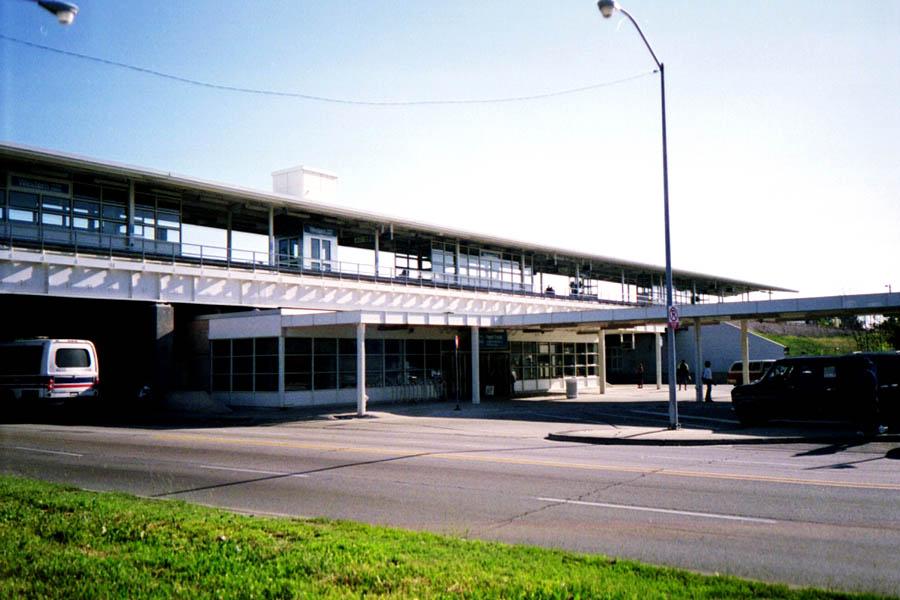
[37,1,79,25]
[597,0,617,18]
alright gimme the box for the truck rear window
[0,346,44,376]
[55,348,91,368]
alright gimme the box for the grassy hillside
[758,333,859,356]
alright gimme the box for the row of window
[510,341,599,380]
[211,337,452,393]
[0,181,182,243]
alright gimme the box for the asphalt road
[1,394,899,596]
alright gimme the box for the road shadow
[3,395,899,447]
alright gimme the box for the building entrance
[480,352,512,399]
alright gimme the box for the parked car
[730,352,900,428]
[0,338,100,406]
[726,359,775,385]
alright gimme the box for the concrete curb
[546,430,899,446]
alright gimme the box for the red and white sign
[667,305,680,329]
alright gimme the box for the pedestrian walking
[702,360,714,402]
[676,359,690,391]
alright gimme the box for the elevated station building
[0,143,792,410]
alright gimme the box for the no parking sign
[667,305,680,330]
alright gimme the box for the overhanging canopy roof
[0,142,794,297]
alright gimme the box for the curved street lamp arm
[615,6,662,70]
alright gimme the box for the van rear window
[0,346,43,376]
[55,348,91,368]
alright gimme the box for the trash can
[565,378,578,399]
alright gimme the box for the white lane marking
[12,446,83,457]
[629,409,738,424]
[198,464,308,477]
[536,497,777,524]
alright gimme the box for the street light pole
[597,0,678,429]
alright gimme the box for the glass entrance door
[309,237,332,271]
[277,237,301,269]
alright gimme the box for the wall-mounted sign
[10,175,71,196]
[303,224,336,237]
[479,330,509,351]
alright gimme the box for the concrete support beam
[127,180,135,247]
[694,318,703,403]
[356,323,366,416]
[154,303,175,400]
[374,228,380,278]
[741,319,750,385]
[226,211,233,265]
[597,331,607,394]
[268,206,275,267]
[471,326,480,404]
[278,334,285,408]
[655,331,662,389]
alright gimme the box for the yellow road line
[152,432,900,492]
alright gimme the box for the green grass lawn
[0,475,888,599]
[756,334,860,357]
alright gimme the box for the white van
[0,339,100,403]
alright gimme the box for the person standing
[636,362,645,389]
[676,359,690,391]
[702,360,714,402]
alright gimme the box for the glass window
[102,187,127,204]
[314,338,337,355]
[286,338,311,354]
[73,183,101,202]
[406,340,424,355]
[286,355,311,373]
[101,222,126,236]
[338,338,357,355]
[41,213,69,228]
[135,207,155,225]
[255,373,277,392]
[384,339,402,354]
[257,337,279,358]
[41,197,70,213]
[55,348,90,368]
[286,371,311,391]
[102,203,126,221]
[365,339,383,354]
[73,200,100,217]
[314,372,336,390]
[9,191,38,209]
[339,371,357,389]
[316,355,336,373]
[338,355,356,374]
[157,211,180,228]
[157,228,180,243]
[233,339,253,356]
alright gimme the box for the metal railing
[0,221,664,307]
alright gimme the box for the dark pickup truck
[731,352,900,429]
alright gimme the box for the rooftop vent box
[271,165,337,203]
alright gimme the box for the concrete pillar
[278,334,285,408]
[127,180,135,247]
[226,211,233,265]
[268,206,275,267]
[153,303,175,400]
[597,331,607,394]
[655,331,662,389]
[374,228,380,278]
[356,323,366,416]
[471,326,480,404]
[694,318,703,403]
[741,319,750,385]
[455,240,462,286]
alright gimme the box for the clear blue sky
[2,1,898,297]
